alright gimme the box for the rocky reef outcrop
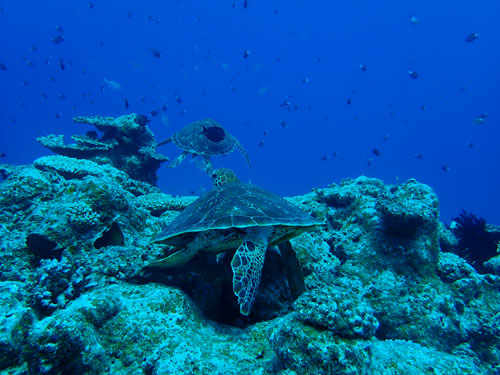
[0,150,499,374]
[36,114,168,185]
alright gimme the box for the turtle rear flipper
[234,139,251,169]
[157,137,173,147]
[168,151,188,168]
[231,227,272,316]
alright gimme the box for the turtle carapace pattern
[147,169,322,316]
[157,119,251,174]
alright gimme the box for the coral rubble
[1,155,500,374]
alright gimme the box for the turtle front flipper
[234,139,251,169]
[168,151,188,168]
[231,227,273,316]
[147,244,199,268]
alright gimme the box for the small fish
[40,92,48,99]
[54,112,62,119]
[88,2,95,8]
[258,140,265,147]
[59,57,65,70]
[161,114,169,126]
[58,93,66,100]
[263,130,270,136]
[150,109,158,117]
[243,50,250,58]
[124,98,129,109]
[320,155,329,161]
[409,15,419,25]
[103,78,122,90]
[465,33,479,43]
[459,85,468,92]
[243,0,248,8]
[23,58,35,68]
[414,153,423,160]
[280,120,287,128]
[347,98,351,105]
[20,80,30,86]
[134,115,150,126]
[372,148,380,156]
[55,25,64,33]
[175,95,181,104]
[466,142,474,149]
[408,70,418,79]
[440,165,450,172]
[49,76,56,82]
[420,105,426,111]
[0,63,6,71]
[473,113,488,124]
[151,48,162,58]
[127,12,133,18]
[280,99,291,110]
[30,45,38,51]
[302,77,310,84]
[359,64,367,71]
[52,35,64,45]
[161,104,168,111]
[367,158,373,166]
[0,152,6,157]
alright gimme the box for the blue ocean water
[1,0,499,224]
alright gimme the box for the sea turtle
[148,168,322,316]
[157,119,251,174]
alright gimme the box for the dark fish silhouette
[465,33,479,42]
[0,63,6,71]
[0,152,6,157]
[372,148,380,156]
[124,98,129,109]
[151,48,162,58]
[408,70,418,79]
[52,35,64,45]
[59,57,65,70]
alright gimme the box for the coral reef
[450,210,500,274]
[1,155,500,374]
[37,114,168,184]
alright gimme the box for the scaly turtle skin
[148,168,322,316]
[157,119,251,174]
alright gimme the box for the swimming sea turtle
[157,119,251,174]
[148,168,322,316]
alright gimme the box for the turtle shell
[155,183,322,247]
[171,119,236,156]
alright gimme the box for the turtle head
[211,168,239,187]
